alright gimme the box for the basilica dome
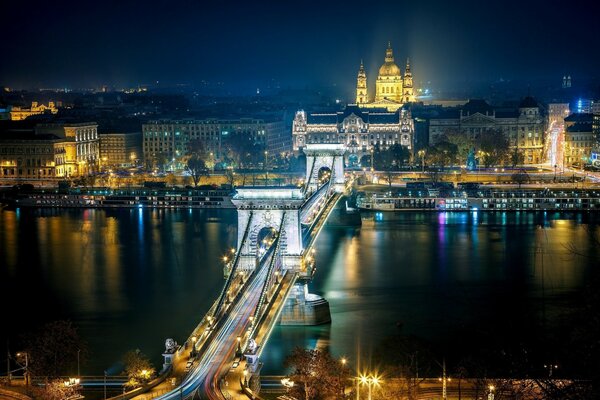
[378,42,402,78]
[378,62,401,77]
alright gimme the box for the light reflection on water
[0,208,598,375]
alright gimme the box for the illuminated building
[35,122,100,176]
[292,105,414,166]
[142,118,288,169]
[548,103,570,125]
[0,132,62,180]
[99,132,142,168]
[355,42,415,112]
[564,113,594,166]
[428,97,546,164]
[7,102,58,120]
[0,121,98,179]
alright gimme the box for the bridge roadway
[148,177,347,400]
[155,252,271,399]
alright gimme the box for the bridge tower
[303,144,346,193]
[231,186,332,326]
[231,187,305,271]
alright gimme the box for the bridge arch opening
[255,226,279,257]
[317,166,332,185]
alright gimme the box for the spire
[385,42,394,63]
[357,59,366,77]
[405,58,411,74]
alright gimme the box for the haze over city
[3,0,599,94]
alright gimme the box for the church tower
[402,58,414,103]
[356,60,368,104]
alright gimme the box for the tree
[123,350,155,389]
[427,141,458,169]
[153,152,169,172]
[186,155,208,187]
[284,347,350,400]
[445,130,473,165]
[22,320,87,378]
[224,168,235,187]
[478,130,510,167]
[374,332,437,400]
[510,148,525,167]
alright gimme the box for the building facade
[428,98,546,164]
[0,132,64,180]
[564,113,595,166]
[35,122,100,176]
[548,103,570,126]
[5,102,59,121]
[292,105,414,165]
[142,117,289,169]
[99,132,143,168]
[355,43,415,111]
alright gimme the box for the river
[1,208,597,375]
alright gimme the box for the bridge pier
[280,283,331,325]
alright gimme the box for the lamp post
[418,149,426,173]
[16,352,29,386]
[488,384,495,400]
[104,370,107,400]
[438,359,450,400]
[264,150,269,185]
[359,374,380,400]
[544,363,558,377]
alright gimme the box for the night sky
[3,0,599,92]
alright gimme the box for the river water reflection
[1,208,597,374]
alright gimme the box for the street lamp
[488,384,495,400]
[16,352,29,386]
[418,149,426,173]
[544,363,558,377]
[191,336,197,356]
[358,374,381,400]
[264,150,269,185]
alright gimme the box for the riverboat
[1,187,235,209]
[356,188,600,211]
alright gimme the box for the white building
[292,105,414,166]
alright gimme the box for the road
[156,258,270,400]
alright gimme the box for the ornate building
[428,98,546,164]
[292,105,414,166]
[356,43,415,111]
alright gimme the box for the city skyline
[3,0,600,93]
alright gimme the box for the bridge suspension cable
[303,156,317,195]
[213,211,254,320]
[247,212,286,340]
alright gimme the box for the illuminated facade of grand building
[292,43,416,165]
[292,105,414,166]
[356,42,415,112]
